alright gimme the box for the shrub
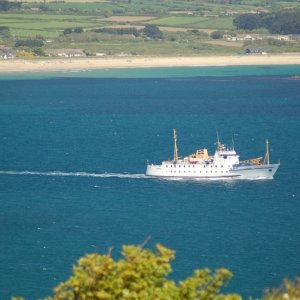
[143,24,163,39]
[15,39,44,48]
[210,31,224,39]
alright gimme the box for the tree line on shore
[0,0,20,11]
[93,25,163,39]
[233,10,300,34]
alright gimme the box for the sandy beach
[1,54,300,73]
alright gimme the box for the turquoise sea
[0,65,300,299]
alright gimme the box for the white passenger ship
[146,129,280,180]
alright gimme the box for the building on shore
[45,49,86,58]
[0,46,16,59]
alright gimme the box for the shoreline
[1,54,300,73]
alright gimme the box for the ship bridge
[218,150,237,156]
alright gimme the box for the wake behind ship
[146,129,280,180]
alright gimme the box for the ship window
[221,165,223,168]
[215,165,217,168]
[193,165,195,168]
[269,169,272,172]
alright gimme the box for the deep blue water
[0,66,300,299]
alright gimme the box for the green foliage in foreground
[44,244,240,300]
[11,243,300,300]
[262,278,300,300]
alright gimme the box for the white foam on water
[0,170,148,179]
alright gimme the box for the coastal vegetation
[11,243,300,300]
[234,10,300,34]
[1,0,300,57]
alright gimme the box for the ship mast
[263,139,270,165]
[216,131,224,151]
[173,128,179,161]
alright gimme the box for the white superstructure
[146,129,280,180]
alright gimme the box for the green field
[0,12,234,39]
[148,16,234,30]
[191,17,235,30]
[0,13,105,38]
[38,2,118,11]
[148,17,207,27]
[19,0,300,18]
[1,0,300,57]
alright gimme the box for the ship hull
[146,163,279,180]
[229,163,280,179]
